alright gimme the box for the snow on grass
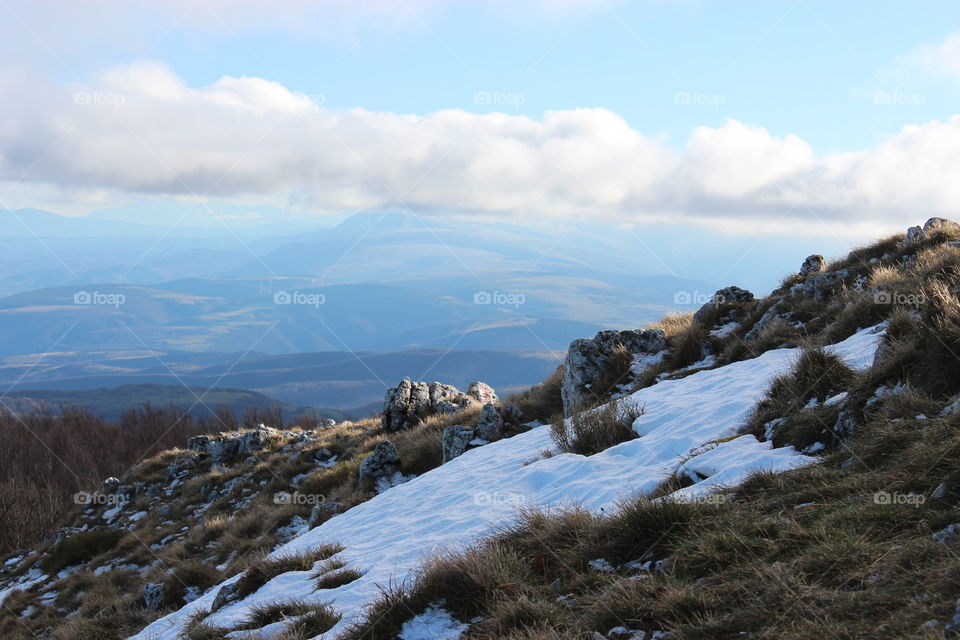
[128,325,882,640]
[398,603,469,640]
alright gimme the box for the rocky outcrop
[904,217,959,247]
[789,268,850,301]
[381,378,496,432]
[692,286,755,326]
[358,440,401,490]
[441,403,508,463]
[561,330,666,416]
[187,425,279,464]
[799,254,827,276]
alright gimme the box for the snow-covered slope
[130,325,883,640]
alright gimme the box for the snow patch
[128,325,882,640]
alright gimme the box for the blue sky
[1,0,959,242]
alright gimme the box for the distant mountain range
[0,206,719,411]
[0,349,562,413]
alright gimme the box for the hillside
[4,219,960,639]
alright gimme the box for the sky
[1,0,959,241]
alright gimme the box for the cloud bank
[1,61,958,234]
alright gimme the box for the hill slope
[4,219,960,639]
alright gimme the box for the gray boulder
[904,225,925,247]
[442,425,476,463]
[474,403,504,441]
[467,381,499,405]
[358,441,401,490]
[799,254,827,276]
[561,329,665,416]
[692,286,755,325]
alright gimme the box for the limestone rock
[381,379,493,432]
[799,254,826,276]
[358,441,401,490]
[308,502,343,528]
[467,381,499,405]
[561,329,666,416]
[187,425,279,464]
[442,425,475,463]
[211,581,241,612]
[692,286,755,326]
[474,403,503,442]
[789,268,850,301]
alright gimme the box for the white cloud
[880,31,960,86]
[1,61,959,236]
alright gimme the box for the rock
[946,599,960,636]
[317,418,337,428]
[211,581,241,612]
[143,583,165,611]
[789,268,850,301]
[933,523,960,544]
[904,225,925,247]
[561,329,666,416]
[941,396,960,417]
[692,286,755,325]
[832,404,860,439]
[186,425,279,464]
[608,627,647,640]
[358,441,401,490]
[101,477,121,492]
[474,404,503,441]
[744,301,785,341]
[924,217,958,233]
[799,254,827,276]
[467,381,499,405]
[308,502,344,528]
[381,379,489,432]
[442,425,475,463]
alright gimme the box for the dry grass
[550,399,643,456]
